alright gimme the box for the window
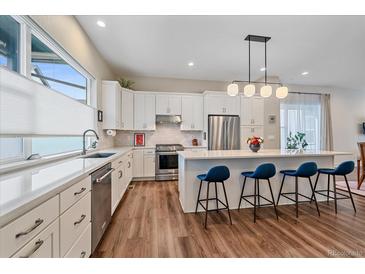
[0,137,24,162]
[280,93,321,150]
[31,34,88,104]
[0,16,20,72]
[0,16,97,164]
[31,136,96,157]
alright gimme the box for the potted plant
[247,136,264,152]
[286,132,309,150]
[117,77,135,90]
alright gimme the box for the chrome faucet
[82,129,99,155]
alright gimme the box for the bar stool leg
[344,175,356,213]
[214,182,219,213]
[310,173,320,203]
[333,175,337,214]
[195,180,203,214]
[254,179,257,223]
[221,181,232,225]
[327,174,330,204]
[276,175,286,205]
[238,176,247,210]
[308,177,320,217]
[295,176,299,218]
[257,179,261,206]
[267,179,279,220]
[204,182,210,229]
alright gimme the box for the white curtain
[280,93,321,150]
[320,94,333,150]
[0,67,96,136]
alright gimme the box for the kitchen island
[177,149,351,213]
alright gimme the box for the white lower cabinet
[64,223,91,258]
[133,150,144,177]
[60,192,91,257]
[143,149,155,177]
[12,219,60,258]
[0,195,59,258]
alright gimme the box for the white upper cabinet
[102,81,134,130]
[134,93,156,130]
[204,94,240,115]
[156,94,181,115]
[181,95,203,131]
[240,96,264,126]
[102,81,122,130]
[121,88,134,130]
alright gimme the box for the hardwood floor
[92,181,365,258]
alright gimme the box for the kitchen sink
[82,152,116,159]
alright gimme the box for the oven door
[156,152,179,175]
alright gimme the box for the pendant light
[226,34,288,99]
[260,38,272,98]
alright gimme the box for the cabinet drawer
[143,149,155,155]
[0,195,59,258]
[60,176,91,214]
[60,192,91,257]
[12,219,60,258]
[64,223,91,258]
[112,156,124,169]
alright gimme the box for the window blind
[0,68,96,136]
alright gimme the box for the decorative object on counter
[97,110,103,122]
[247,136,264,152]
[106,129,116,136]
[226,34,288,99]
[134,133,145,147]
[192,138,198,146]
[286,132,308,150]
[117,77,135,89]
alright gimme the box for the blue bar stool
[238,163,278,223]
[311,161,356,213]
[195,165,232,229]
[277,162,320,218]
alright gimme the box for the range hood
[156,115,182,124]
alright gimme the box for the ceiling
[76,15,365,90]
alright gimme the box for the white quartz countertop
[0,147,133,227]
[177,149,351,160]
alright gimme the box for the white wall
[31,15,117,149]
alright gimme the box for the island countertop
[177,149,351,160]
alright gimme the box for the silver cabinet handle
[74,187,86,196]
[80,251,86,258]
[20,239,44,258]
[128,161,131,168]
[96,168,115,183]
[16,218,44,238]
[118,170,123,179]
[74,214,86,226]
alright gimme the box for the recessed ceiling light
[96,20,106,28]
[188,62,194,67]
[260,67,266,71]
[301,71,309,76]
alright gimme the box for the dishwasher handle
[95,168,115,183]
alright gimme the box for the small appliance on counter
[192,138,198,146]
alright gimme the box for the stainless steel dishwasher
[91,163,114,252]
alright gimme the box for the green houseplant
[286,132,308,150]
[117,77,135,90]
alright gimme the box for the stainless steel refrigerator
[208,115,240,150]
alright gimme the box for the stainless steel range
[155,144,184,181]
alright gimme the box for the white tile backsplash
[114,124,203,147]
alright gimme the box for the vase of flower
[247,136,264,152]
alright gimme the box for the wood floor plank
[92,181,365,258]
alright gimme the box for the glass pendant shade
[260,85,272,98]
[243,84,256,97]
[276,86,289,99]
[227,83,239,96]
